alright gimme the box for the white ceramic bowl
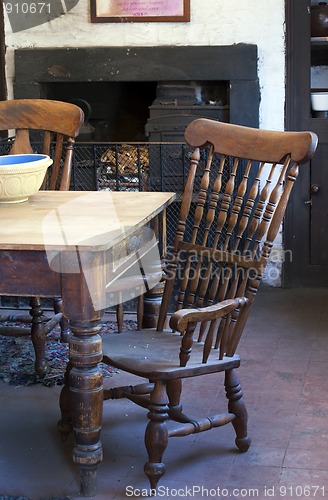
[0,153,53,203]
[311,91,328,111]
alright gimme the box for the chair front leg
[225,368,251,452]
[144,379,169,492]
[53,297,70,342]
[58,361,73,438]
[30,296,47,375]
[167,378,184,419]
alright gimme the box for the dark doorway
[0,1,7,115]
[285,0,328,286]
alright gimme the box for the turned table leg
[60,253,106,497]
[69,320,103,496]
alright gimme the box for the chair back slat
[244,162,273,251]
[203,154,225,242]
[158,118,318,365]
[40,131,52,189]
[42,130,52,155]
[48,133,64,190]
[9,129,33,154]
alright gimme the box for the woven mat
[0,320,137,387]
[0,497,70,500]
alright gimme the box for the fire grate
[0,140,232,250]
[0,141,232,312]
[69,142,196,247]
[69,142,232,248]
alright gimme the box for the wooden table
[0,190,175,496]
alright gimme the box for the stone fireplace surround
[13,44,259,131]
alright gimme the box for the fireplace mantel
[14,44,259,128]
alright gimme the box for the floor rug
[0,320,137,387]
[0,497,70,500]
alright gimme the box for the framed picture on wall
[90,0,190,23]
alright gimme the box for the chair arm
[169,297,248,333]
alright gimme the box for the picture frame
[90,0,190,23]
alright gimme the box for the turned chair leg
[116,295,144,333]
[58,361,73,439]
[30,297,47,375]
[53,297,70,342]
[116,301,124,333]
[137,295,144,330]
[225,368,251,452]
[144,379,169,491]
[167,379,185,420]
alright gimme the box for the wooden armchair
[101,118,317,490]
[0,98,84,374]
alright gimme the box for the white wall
[3,0,286,285]
[4,0,285,130]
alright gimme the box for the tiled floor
[1,287,328,500]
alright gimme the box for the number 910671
[5,2,51,15]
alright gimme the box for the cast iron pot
[311,2,328,37]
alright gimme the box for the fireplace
[9,45,260,313]
[13,45,259,137]
[13,44,260,221]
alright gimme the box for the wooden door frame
[284,0,313,286]
[0,0,7,102]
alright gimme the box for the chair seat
[102,329,240,379]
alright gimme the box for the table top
[0,190,175,251]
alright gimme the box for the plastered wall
[4,0,285,130]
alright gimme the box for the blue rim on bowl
[0,154,53,203]
[0,153,49,165]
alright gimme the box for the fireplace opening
[44,79,230,143]
[45,81,157,142]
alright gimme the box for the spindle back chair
[101,118,317,491]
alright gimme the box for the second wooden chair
[0,98,84,374]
